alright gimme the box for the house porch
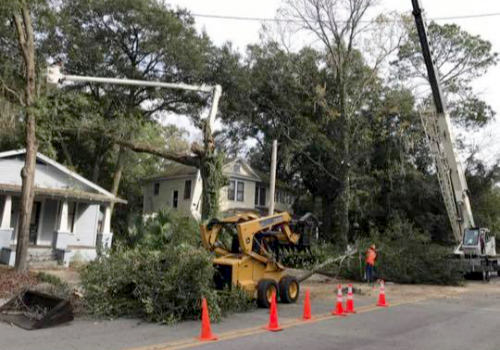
[0,193,113,267]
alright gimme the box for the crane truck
[411,0,500,280]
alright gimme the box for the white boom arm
[46,65,222,131]
[412,0,475,242]
[47,65,222,221]
[420,111,475,241]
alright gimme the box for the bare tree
[280,0,402,246]
[12,0,37,272]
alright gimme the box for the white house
[0,149,126,267]
[142,159,295,219]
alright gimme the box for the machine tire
[257,279,279,308]
[279,276,300,304]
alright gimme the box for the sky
[167,0,500,164]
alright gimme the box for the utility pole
[268,140,278,215]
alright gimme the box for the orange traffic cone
[345,284,356,313]
[302,288,312,321]
[197,298,218,341]
[265,291,282,332]
[332,285,347,316]
[377,280,389,307]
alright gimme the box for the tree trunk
[13,4,37,272]
[199,120,224,221]
[113,120,224,222]
[322,195,334,241]
[58,134,73,167]
[91,138,108,183]
[110,145,127,214]
[337,70,350,248]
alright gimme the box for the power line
[433,12,500,21]
[191,12,500,23]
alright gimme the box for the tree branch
[114,138,200,167]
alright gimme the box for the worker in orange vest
[365,244,377,285]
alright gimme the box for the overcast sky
[168,0,500,164]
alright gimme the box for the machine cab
[462,228,496,257]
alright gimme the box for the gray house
[0,149,126,267]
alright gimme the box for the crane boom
[411,0,475,241]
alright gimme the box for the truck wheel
[279,276,300,304]
[257,279,279,308]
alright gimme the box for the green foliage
[466,158,500,236]
[216,287,256,316]
[80,244,219,323]
[281,243,341,270]
[201,150,226,221]
[397,19,498,128]
[36,272,71,298]
[342,218,463,285]
[36,272,69,288]
[283,218,463,286]
[123,209,201,249]
[81,209,255,323]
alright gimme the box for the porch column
[1,195,12,229]
[102,205,111,234]
[55,200,71,250]
[0,195,14,254]
[97,204,113,252]
[58,200,69,232]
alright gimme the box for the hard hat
[371,244,376,249]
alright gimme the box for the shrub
[281,243,340,270]
[82,209,257,323]
[341,217,464,285]
[281,217,463,286]
[124,210,201,249]
[81,244,221,323]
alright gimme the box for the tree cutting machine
[201,212,316,307]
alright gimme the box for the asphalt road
[195,289,500,350]
[1,280,499,350]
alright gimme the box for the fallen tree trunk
[298,249,357,283]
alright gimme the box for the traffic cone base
[377,295,389,307]
[197,334,218,341]
[332,285,347,316]
[197,298,218,341]
[265,291,282,332]
[345,300,357,313]
[264,324,283,331]
[377,281,389,307]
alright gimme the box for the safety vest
[366,248,376,266]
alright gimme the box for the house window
[234,164,241,173]
[154,182,160,195]
[173,191,179,209]
[237,182,245,202]
[228,180,244,202]
[184,180,192,199]
[228,180,236,200]
[255,185,266,207]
